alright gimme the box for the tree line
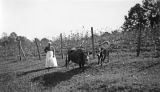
[0,32,51,59]
[0,30,122,60]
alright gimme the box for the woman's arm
[44,47,48,53]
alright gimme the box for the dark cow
[65,48,88,68]
[97,47,109,66]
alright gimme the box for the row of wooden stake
[3,27,96,61]
[17,38,41,61]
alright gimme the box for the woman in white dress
[44,42,58,69]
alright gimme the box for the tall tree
[122,0,160,56]
[123,3,147,56]
[143,0,160,56]
[8,32,18,44]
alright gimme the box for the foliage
[0,32,51,58]
[122,0,160,56]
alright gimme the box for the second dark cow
[97,47,109,66]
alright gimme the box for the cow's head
[84,52,90,64]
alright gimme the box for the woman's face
[48,43,51,47]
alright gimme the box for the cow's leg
[82,60,85,68]
[107,55,109,63]
[107,51,109,63]
[65,59,70,69]
[101,54,106,66]
[82,63,84,68]
[104,51,109,63]
[78,60,82,68]
[100,58,103,66]
[97,54,100,64]
[79,61,85,68]
[79,63,81,68]
[79,63,82,68]
[98,58,100,64]
[99,55,103,66]
[103,54,106,62]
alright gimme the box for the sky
[0,0,142,40]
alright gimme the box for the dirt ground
[0,51,160,92]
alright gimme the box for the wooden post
[20,41,26,60]
[35,38,41,60]
[100,31,102,44]
[4,42,7,60]
[34,43,36,57]
[18,40,26,60]
[18,40,22,61]
[85,35,88,53]
[60,33,63,59]
[91,27,95,59]
[18,41,22,61]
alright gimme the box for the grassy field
[0,51,160,92]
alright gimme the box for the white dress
[45,51,58,68]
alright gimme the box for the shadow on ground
[31,66,89,87]
[17,68,47,77]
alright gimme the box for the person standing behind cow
[44,42,58,69]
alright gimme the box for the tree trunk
[136,24,142,57]
[35,38,41,60]
[91,27,95,59]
